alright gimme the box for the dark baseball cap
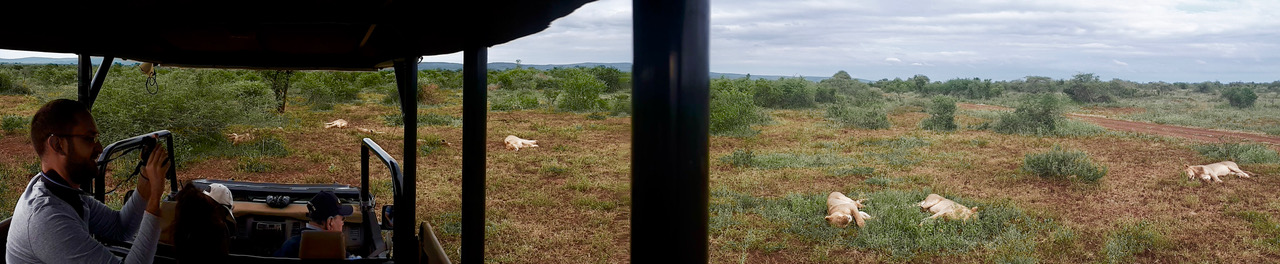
[307,190,353,222]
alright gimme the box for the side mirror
[381,205,394,230]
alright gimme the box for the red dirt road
[958,103,1280,145]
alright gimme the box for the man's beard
[66,155,99,187]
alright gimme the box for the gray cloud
[3,0,1277,82]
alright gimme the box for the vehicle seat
[298,230,345,260]
[1,217,11,259]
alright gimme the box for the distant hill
[0,57,141,66]
[1,57,872,83]
[417,62,632,71]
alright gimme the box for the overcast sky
[3,0,1277,82]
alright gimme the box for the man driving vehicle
[273,190,352,258]
[6,99,170,264]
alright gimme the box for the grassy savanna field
[2,65,1280,263]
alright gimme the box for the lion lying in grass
[1185,161,1253,183]
[918,193,979,225]
[825,192,872,228]
[504,135,538,151]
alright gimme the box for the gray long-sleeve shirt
[6,174,160,264]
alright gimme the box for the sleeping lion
[1185,161,1253,183]
[825,192,872,228]
[917,193,979,225]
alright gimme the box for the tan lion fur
[824,192,871,228]
[1185,161,1253,183]
[504,135,538,151]
[917,193,980,225]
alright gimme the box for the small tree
[1221,86,1258,108]
[994,95,1063,135]
[921,96,957,131]
[1063,73,1113,103]
[260,70,295,113]
[556,70,607,112]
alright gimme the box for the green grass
[381,113,462,127]
[419,134,449,156]
[857,136,931,149]
[718,150,848,169]
[1101,220,1169,264]
[235,156,271,173]
[857,136,932,169]
[1231,211,1280,252]
[828,167,876,178]
[710,188,1059,261]
[1191,142,1280,164]
[1115,90,1280,135]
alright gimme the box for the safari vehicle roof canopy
[1,0,712,262]
[3,0,591,70]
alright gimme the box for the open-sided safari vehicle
[93,131,413,262]
[2,0,713,262]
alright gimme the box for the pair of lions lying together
[1185,161,1253,183]
[825,192,981,228]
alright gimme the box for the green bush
[418,69,463,90]
[92,68,281,164]
[556,70,608,112]
[2,115,28,134]
[585,66,630,93]
[826,105,890,130]
[754,77,817,109]
[494,67,543,90]
[1063,73,1114,103]
[490,90,541,111]
[1221,86,1258,108]
[1021,145,1107,183]
[993,95,1063,135]
[1102,221,1167,264]
[294,71,362,110]
[710,78,769,136]
[608,94,631,116]
[0,70,31,95]
[1192,142,1280,164]
[921,96,957,131]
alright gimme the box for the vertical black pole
[77,55,91,105]
[392,59,419,264]
[632,0,710,262]
[461,47,488,263]
[85,56,114,109]
[361,144,370,202]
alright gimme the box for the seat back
[298,230,345,260]
[1,217,11,261]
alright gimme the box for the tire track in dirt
[958,103,1280,145]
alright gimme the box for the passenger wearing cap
[272,190,352,258]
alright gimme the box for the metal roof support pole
[77,55,91,106]
[75,55,113,110]
[392,58,420,264]
[87,56,114,109]
[631,0,710,262]
[461,47,488,263]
